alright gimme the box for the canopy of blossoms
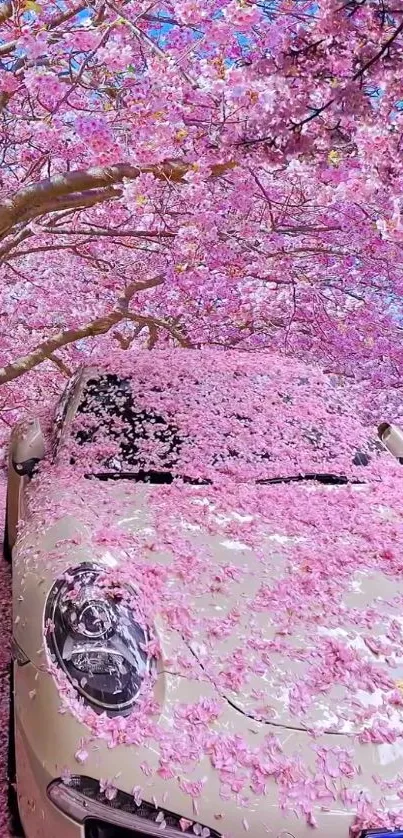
[16,349,403,835]
[1,0,403,433]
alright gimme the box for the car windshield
[65,351,385,484]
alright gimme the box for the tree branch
[113,323,146,349]
[0,161,236,241]
[47,2,90,30]
[0,1,11,23]
[42,226,176,238]
[49,354,73,377]
[126,312,192,346]
[352,19,403,79]
[0,275,165,384]
[0,311,124,384]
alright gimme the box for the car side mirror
[378,422,403,463]
[11,418,45,479]
[12,457,41,478]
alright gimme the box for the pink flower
[74,740,89,764]
[100,778,117,801]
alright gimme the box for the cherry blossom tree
[1,0,403,421]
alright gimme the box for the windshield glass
[64,350,386,483]
[73,373,183,478]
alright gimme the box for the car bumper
[15,719,84,838]
[13,660,401,838]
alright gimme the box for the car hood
[14,475,403,738]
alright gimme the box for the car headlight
[45,564,153,715]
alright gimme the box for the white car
[5,350,403,838]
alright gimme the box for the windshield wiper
[87,471,363,487]
[256,473,364,486]
[87,470,212,485]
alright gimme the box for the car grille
[70,775,220,837]
[85,822,139,837]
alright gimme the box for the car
[5,349,403,838]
